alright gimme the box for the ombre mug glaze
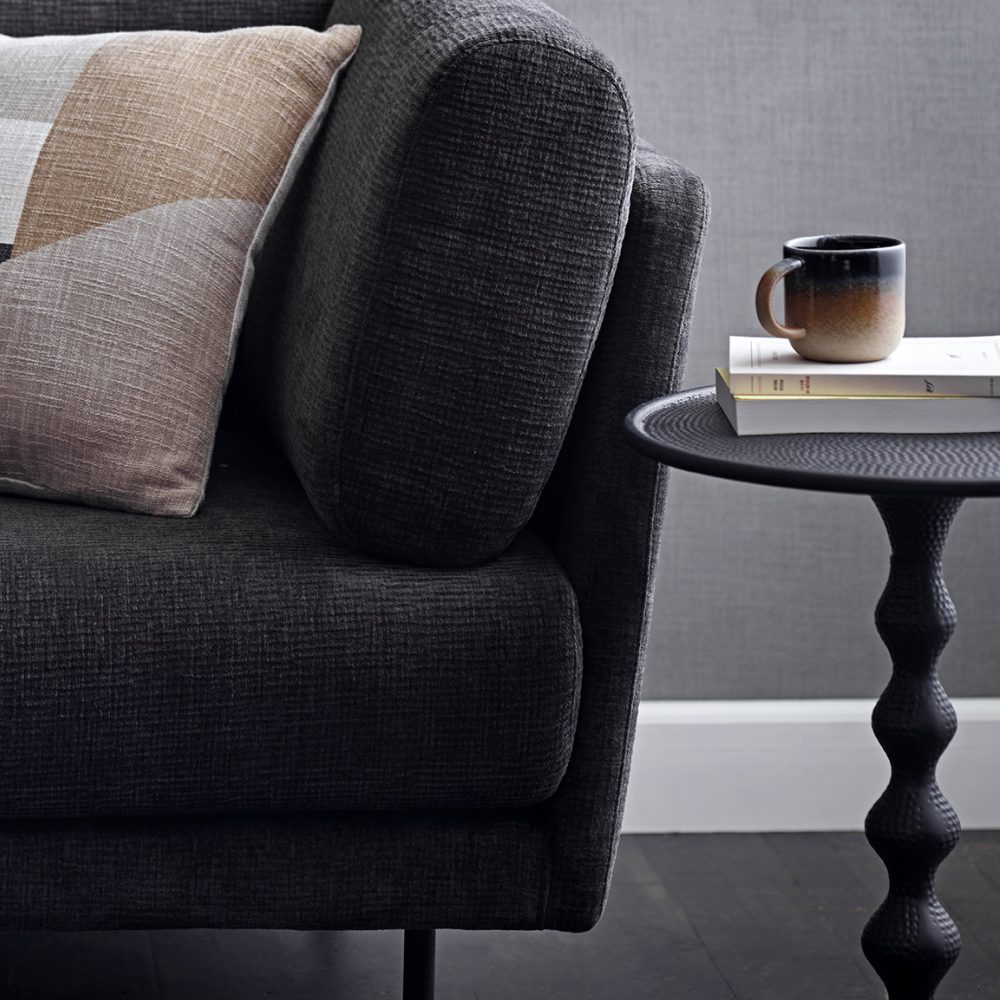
[755,235,905,362]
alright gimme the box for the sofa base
[0,809,569,932]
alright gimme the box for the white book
[715,368,1000,436]
[728,335,1000,397]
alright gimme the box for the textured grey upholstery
[0,811,553,931]
[0,429,581,819]
[0,1,332,33]
[0,0,709,942]
[539,142,708,927]
[234,0,635,566]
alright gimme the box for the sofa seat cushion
[0,429,582,819]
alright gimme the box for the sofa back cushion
[235,0,635,566]
[0,2,332,34]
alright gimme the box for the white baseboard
[622,698,1000,833]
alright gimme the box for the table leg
[862,494,964,999]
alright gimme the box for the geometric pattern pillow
[0,25,360,515]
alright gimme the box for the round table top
[624,387,1000,496]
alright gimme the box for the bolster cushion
[233,0,636,566]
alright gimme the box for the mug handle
[755,258,806,340]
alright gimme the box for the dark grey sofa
[0,0,708,995]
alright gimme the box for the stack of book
[715,335,1000,435]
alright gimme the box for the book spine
[730,373,999,397]
[730,399,1000,435]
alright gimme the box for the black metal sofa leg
[403,929,436,1000]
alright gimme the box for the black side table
[625,386,1000,1000]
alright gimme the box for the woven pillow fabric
[0,24,360,515]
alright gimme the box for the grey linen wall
[552,0,1000,699]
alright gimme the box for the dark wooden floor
[0,832,998,999]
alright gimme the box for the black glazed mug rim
[785,234,904,253]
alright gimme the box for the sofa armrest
[538,139,709,928]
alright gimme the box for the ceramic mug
[755,235,906,362]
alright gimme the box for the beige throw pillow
[0,24,360,515]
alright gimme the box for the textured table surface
[625,387,1000,496]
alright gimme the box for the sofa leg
[403,929,436,1000]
